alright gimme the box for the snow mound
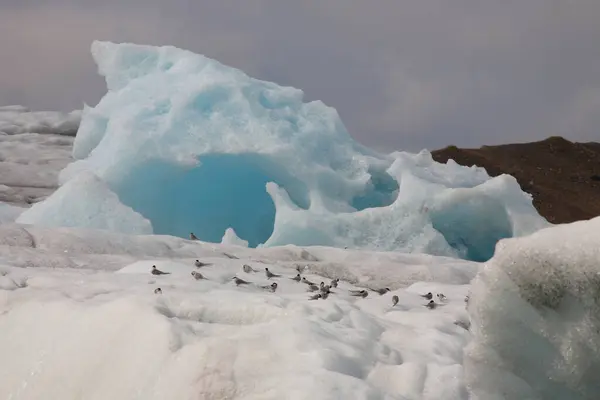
[23,41,548,261]
[0,106,80,136]
[465,216,600,399]
[221,227,249,247]
[17,171,152,235]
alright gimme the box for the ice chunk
[16,171,152,235]
[221,227,249,247]
[465,216,600,399]
[0,201,25,224]
[23,41,548,261]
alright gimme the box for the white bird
[195,259,211,268]
[154,288,162,294]
[350,290,368,298]
[151,265,170,275]
[191,271,206,280]
[291,273,302,282]
[392,295,399,306]
[308,293,322,300]
[243,264,258,273]
[437,293,447,302]
[307,284,320,292]
[302,277,315,286]
[371,287,391,296]
[261,282,278,292]
[265,268,281,279]
[425,300,437,309]
[190,232,198,240]
[232,276,251,286]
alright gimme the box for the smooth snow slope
[0,223,476,400]
[466,216,600,399]
[17,41,549,262]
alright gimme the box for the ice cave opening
[113,153,309,247]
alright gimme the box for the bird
[437,293,447,302]
[424,300,437,309]
[464,295,470,304]
[190,232,198,240]
[291,273,302,282]
[302,277,315,286]
[260,282,278,292]
[151,265,170,275]
[265,268,281,279]
[191,271,206,280]
[330,278,339,288]
[392,295,399,306]
[421,292,433,300]
[307,284,320,292]
[308,293,322,300]
[154,288,162,294]
[321,284,331,293]
[243,264,258,273]
[232,276,250,286]
[195,260,211,268]
[319,282,325,290]
[321,291,330,300]
[350,290,368,298]
[371,288,391,296]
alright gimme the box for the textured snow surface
[0,108,75,205]
[0,105,80,136]
[19,41,549,261]
[466,216,600,400]
[0,223,475,400]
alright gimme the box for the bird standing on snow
[330,278,339,288]
[190,232,198,240]
[392,295,399,306]
[350,290,369,298]
[437,293,447,302]
[424,300,437,309]
[232,276,251,286]
[371,288,391,296]
[291,273,302,282]
[421,292,433,300]
[151,265,170,275]
[154,288,162,294]
[309,293,322,300]
[307,284,320,292]
[321,291,330,300]
[302,277,315,286]
[243,264,258,273]
[261,282,278,292]
[265,268,281,279]
[191,271,206,280]
[195,260,211,268]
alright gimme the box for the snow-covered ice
[18,41,549,262]
[0,222,475,400]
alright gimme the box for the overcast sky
[1,1,599,151]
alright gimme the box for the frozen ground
[0,106,78,206]
[0,222,475,400]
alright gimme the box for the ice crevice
[16,41,550,262]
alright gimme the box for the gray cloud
[1,0,599,151]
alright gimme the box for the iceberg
[465,216,600,399]
[18,41,549,261]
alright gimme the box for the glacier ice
[20,41,550,261]
[465,216,600,399]
[17,171,152,235]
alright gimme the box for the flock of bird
[150,261,450,309]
